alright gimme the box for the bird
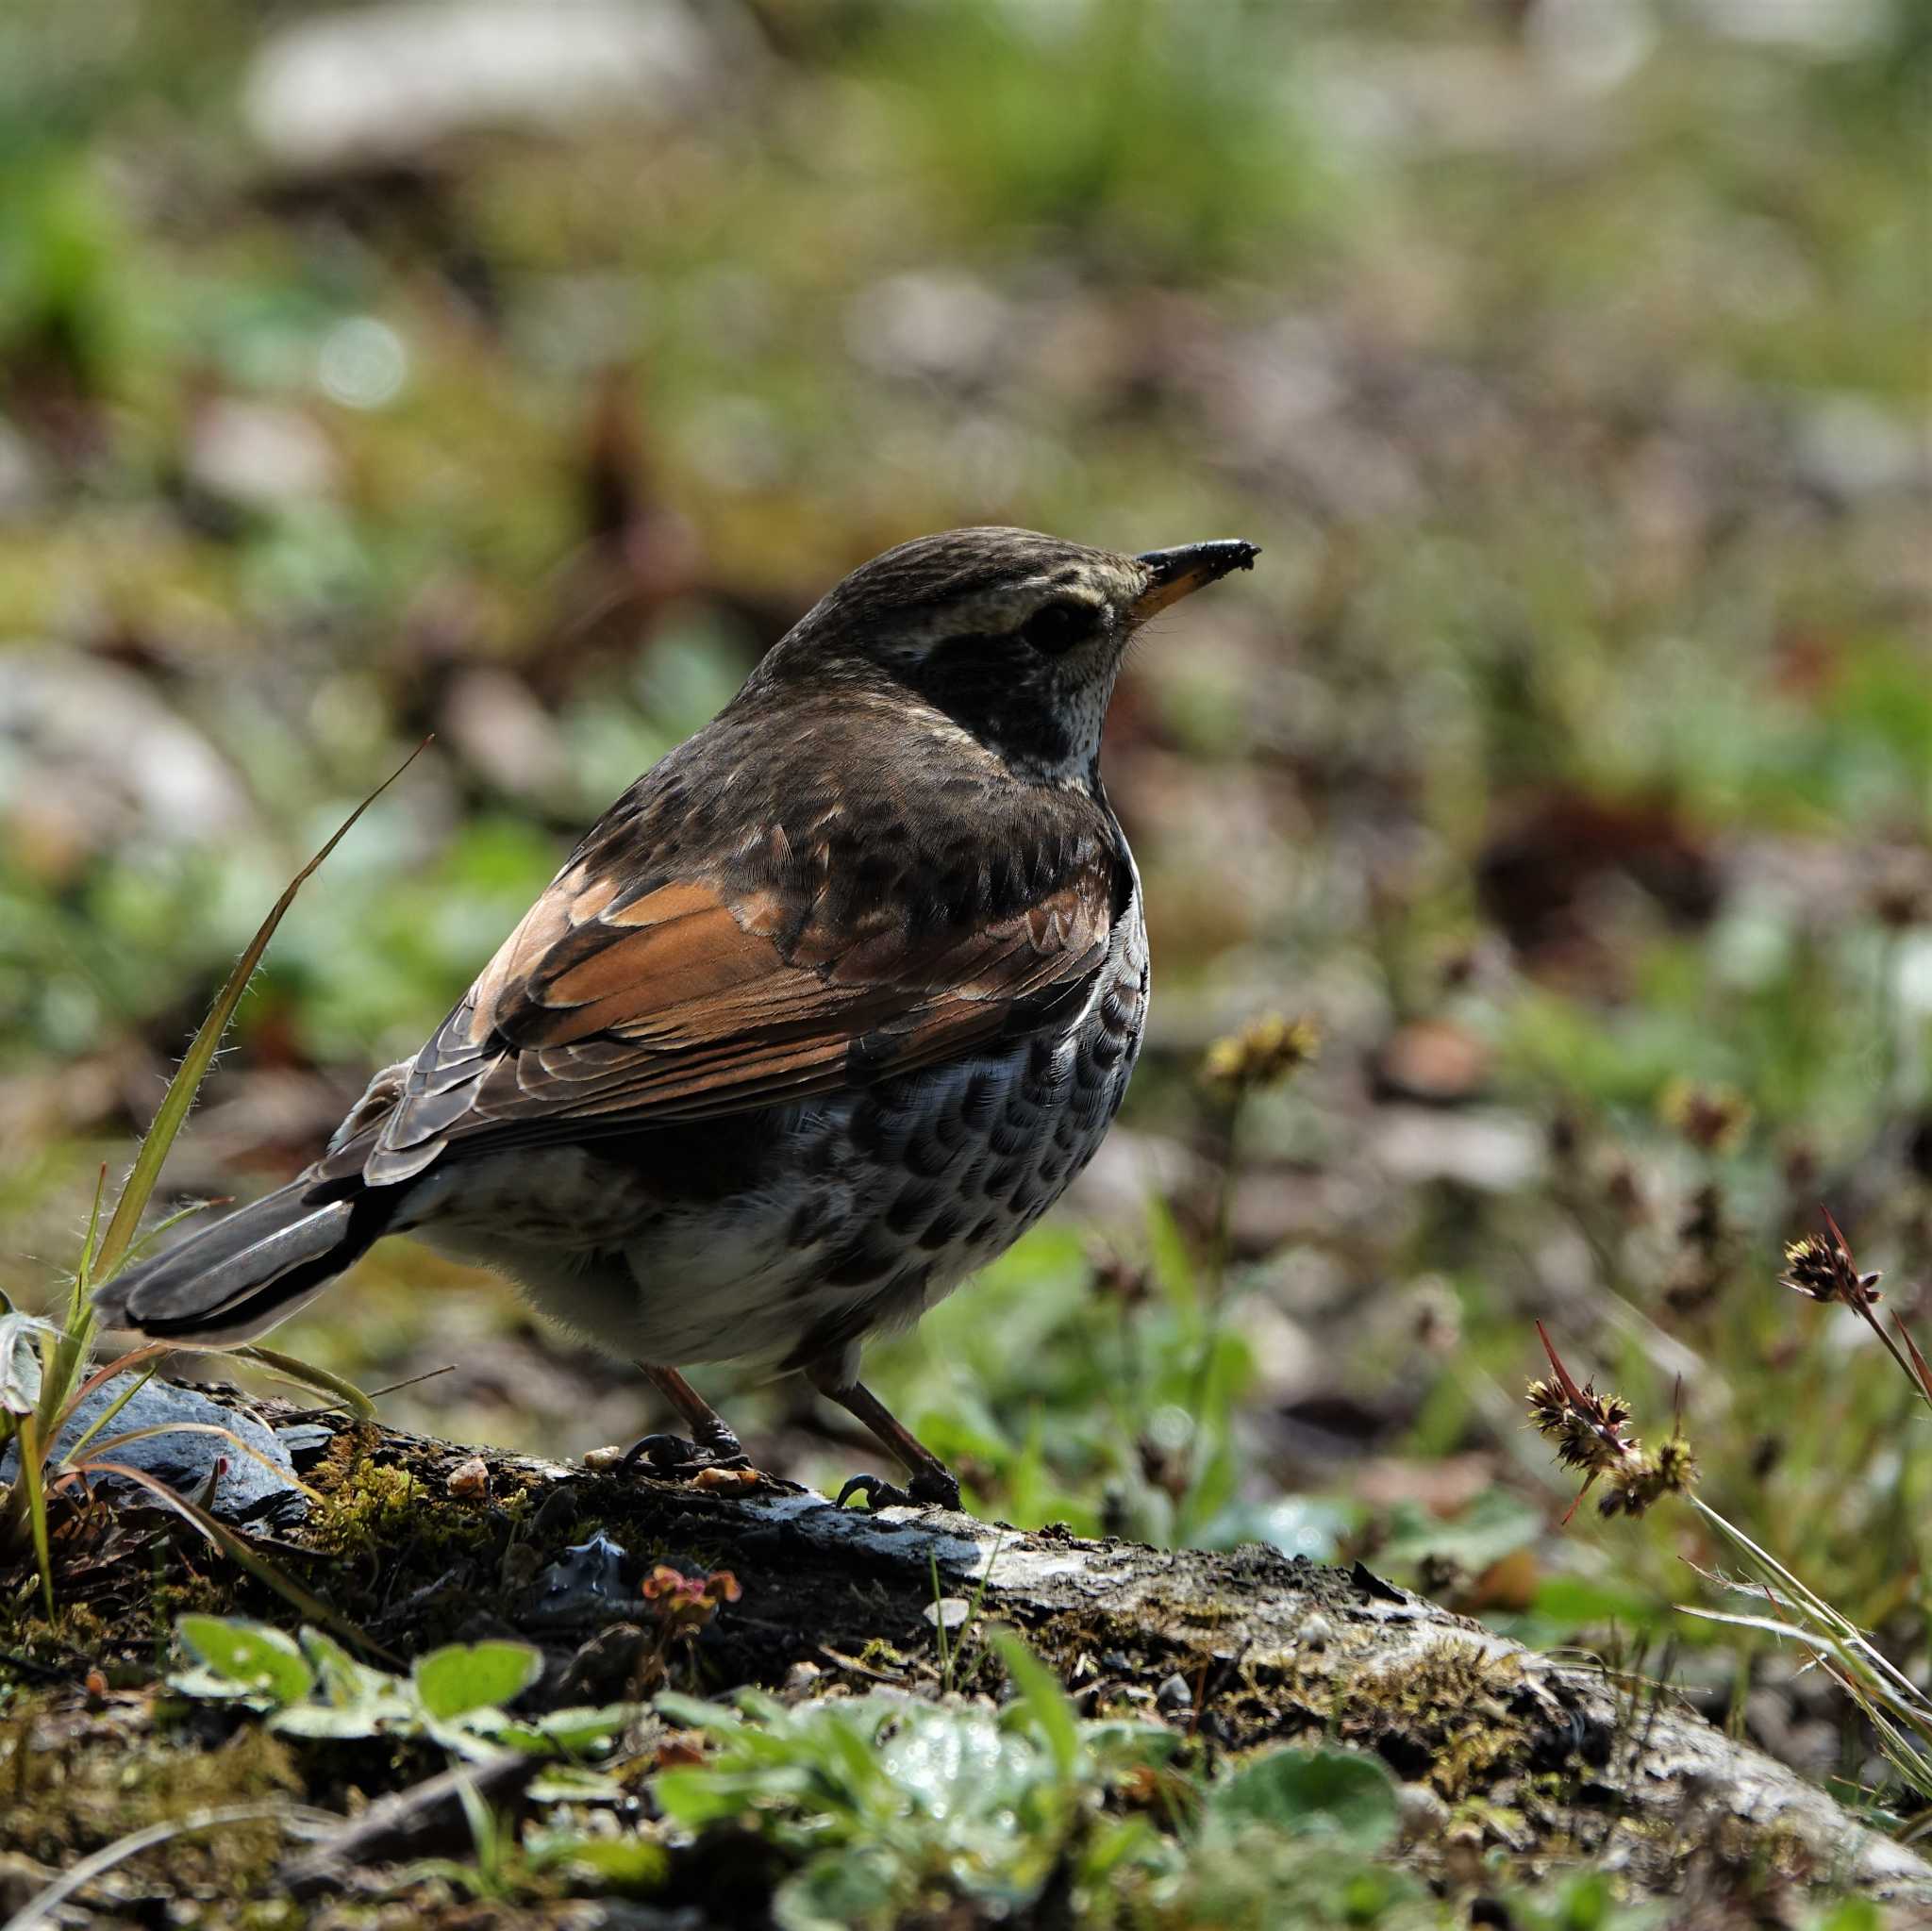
[95,526,1258,1509]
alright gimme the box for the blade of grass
[2,748,425,1576]
[236,1345,376,1422]
[16,1413,53,1620]
[1690,1499,1923,1705]
[1679,1606,1932,1753]
[34,1168,108,1471]
[1886,1310,1932,1408]
[92,742,428,1288]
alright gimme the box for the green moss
[301,1432,508,1565]
[3,1698,298,1888]
[1335,1640,1534,1803]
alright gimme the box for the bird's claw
[836,1468,961,1512]
[837,1473,917,1510]
[620,1432,752,1480]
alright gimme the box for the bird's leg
[808,1370,963,1511]
[619,1363,754,1478]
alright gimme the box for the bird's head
[755,525,1258,787]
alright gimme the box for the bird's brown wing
[358,853,1115,1185]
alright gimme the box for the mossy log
[5,1384,1928,1917]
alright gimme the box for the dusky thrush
[96,526,1258,1507]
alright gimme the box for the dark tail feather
[93,1178,402,1347]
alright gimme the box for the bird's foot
[619,1431,753,1481]
[835,1467,961,1512]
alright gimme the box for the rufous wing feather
[363,856,1113,1183]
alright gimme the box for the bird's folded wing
[358,858,1114,1184]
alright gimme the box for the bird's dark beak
[1130,540,1260,619]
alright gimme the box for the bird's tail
[92,1176,403,1347]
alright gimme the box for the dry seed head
[1201,1012,1322,1097]
[1779,1225,1881,1310]
[1658,1079,1753,1156]
[1526,1375,1634,1476]
[1599,1430,1699,1519]
[1529,1323,1699,1523]
[1604,1159,1646,1224]
[1868,854,1932,931]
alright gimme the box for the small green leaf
[271,1705,389,1740]
[525,1764,626,1805]
[450,1703,638,1759]
[425,1714,524,1762]
[1812,1901,1882,1931]
[991,1629,1080,1783]
[299,1626,398,1711]
[1207,1745,1399,1852]
[1381,1489,1543,1578]
[411,1640,543,1720]
[529,1704,640,1754]
[653,1767,773,1828]
[774,1845,902,1931]
[527,1831,668,1890]
[655,1690,745,1734]
[175,1615,315,1706]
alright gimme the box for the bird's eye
[1019,600,1099,656]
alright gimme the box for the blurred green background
[1,0,1926,1811]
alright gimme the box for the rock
[1,1375,306,1526]
[1372,1106,1544,1191]
[242,0,730,175]
[184,399,340,511]
[447,1455,491,1499]
[0,648,253,866]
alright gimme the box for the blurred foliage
[0,0,1927,1839]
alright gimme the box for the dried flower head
[1778,1209,1932,1414]
[1409,1277,1462,1356]
[1658,1079,1753,1156]
[1868,854,1932,932]
[1526,1373,1634,1477]
[1604,1159,1647,1224]
[1780,1210,1881,1312]
[1599,1430,1699,1519]
[1201,1013,1322,1097]
[1678,1181,1724,1254]
[1526,1322,1699,1522]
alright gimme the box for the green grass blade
[17,1413,54,1620]
[92,743,427,1288]
[236,1345,377,1421]
[991,1628,1080,1786]
[38,1167,108,1448]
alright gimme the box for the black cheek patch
[912,636,1076,771]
